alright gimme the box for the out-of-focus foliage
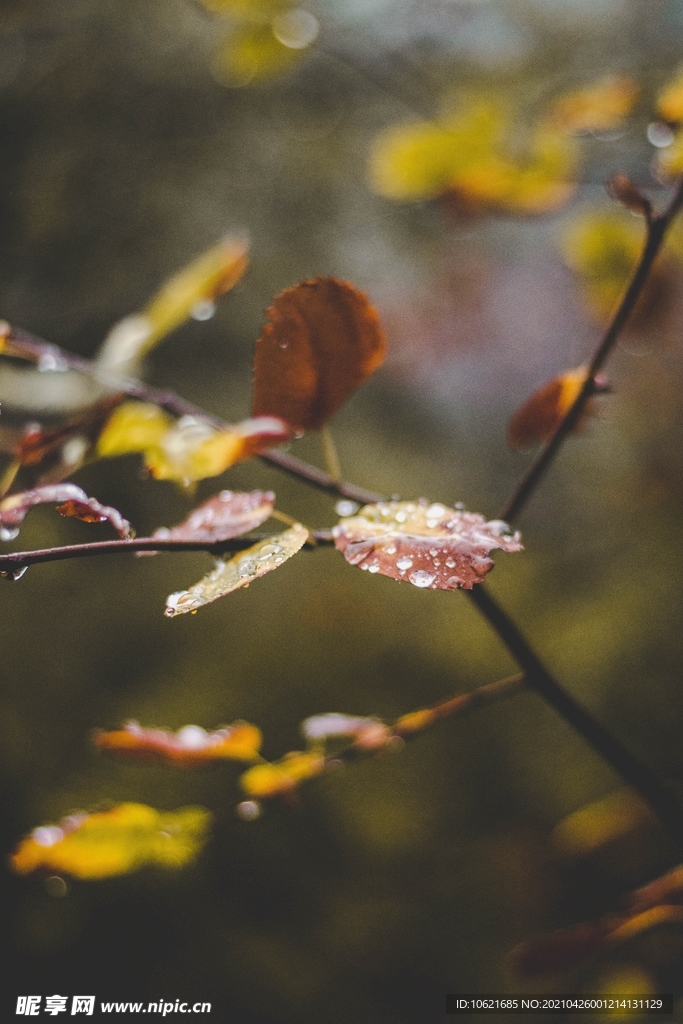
[552,789,656,858]
[97,236,249,373]
[95,720,262,765]
[240,751,325,798]
[11,804,211,880]
[657,66,683,125]
[0,483,132,540]
[165,522,308,615]
[545,76,639,134]
[333,499,521,590]
[507,366,607,450]
[560,211,645,320]
[199,0,318,86]
[252,277,387,432]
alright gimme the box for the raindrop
[32,826,64,848]
[367,563,380,573]
[237,558,258,577]
[335,499,359,517]
[237,800,261,821]
[176,725,208,749]
[386,545,396,555]
[258,544,280,559]
[272,9,319,49]
[445,558,455,568]
[409,569,435,588]
[165,591,202,616]
[8,565,27,581]
[455,502,465,510]
[394,511,407,523]
[426,503,447,520]
[396,556,413,571]
[647,121,674,148]
[278,339,289,349]
[45,875,68,898]
[191,298,216,321]
[0,526,19,542]
[62,436,88,466]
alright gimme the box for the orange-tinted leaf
[0,484,132,540]
[165,522,308,616]
[507,366,608,450]
[333,499,522,591]
[150,489,275,545]
[510,918,620,978]
[252,277,387,431]
[95,719,262,765]
[630,864,683,912]
[10,803,211,880]
[607,905,683,943]
[240,751,325,798]
[552,789,656,858]
[607,173,652,217]
[546,76,638,133]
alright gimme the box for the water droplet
[258,544,279,559]
[429,548,439,557]
[386,545,396,555]
[176,725,208,749]
[394,511,407,523]
[335,499,359,517]
[62,436,88,466]
[237,800,261,821]
[396,556,413,571]
[0,526,19,542]
[455,502,465,510]
[237,558,258,577]
[9,565,27,581]
[647,121,674,148]
[445,576,461,588]
[367,563,380,573]
[191,298,216,321]
[445,558,455,568]
[278,339,289,349]
[45,875,68,898]
[433,559,441,567]
[426,503,447,520]
[409,569,435,588]
[32,826,64,848]
[165,591,203,616]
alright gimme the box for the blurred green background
[3,0,683,1019]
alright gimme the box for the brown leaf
[148,490,275,549]
[507,367,609,450]
[607,174,652,218]
[332,499,522,591]
[0,484,132,539]
[630,865,683,912]
[252,277,387,431]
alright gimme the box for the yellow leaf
[214,23,305,86]
[97,237,249,371]
[546,76,639,133]
[657,66,683,124]
[560,211,644,320]
[240,751,325,798]
[165,522,309,616]
[10,803,211,880]
[95,720,262,765]
[97,402,173,458]
[552,789,656,858]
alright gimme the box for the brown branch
[501,175,683,525]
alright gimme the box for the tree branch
[501,175,683,525]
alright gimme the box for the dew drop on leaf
[396,556,413,571]
[409,570,435,588]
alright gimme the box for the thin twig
[501,175,683,525]
[468,586,683,848]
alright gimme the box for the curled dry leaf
[0,483,132,540]
[333,500,522,591]
[95,719,262,766]
[165,522,308,616]
[252,277,387,432]
[10,803,211,880]
[240,752,325,799]
[97,236,249,371]
[507,366,609,450]
[145,490,275,554]
[546,76,639,134]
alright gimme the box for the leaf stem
[467,585,683,847]
[501,175,683,525]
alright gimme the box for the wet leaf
[0,484,132,539]
[98,403,289,485]
[657,66,683,125]
[95,720,262,765]
[149,490,275,546]
[165,522,308,616]
[240,752,325,798]
[10,803,211,880]
[97,237,249,371]
[552,789,656,858]
[546,76,638,133]
[507,366,608,450]
[332,499,522,590]
[252,277,387,431]
[301,713,391,751]
[369,98,577,214]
